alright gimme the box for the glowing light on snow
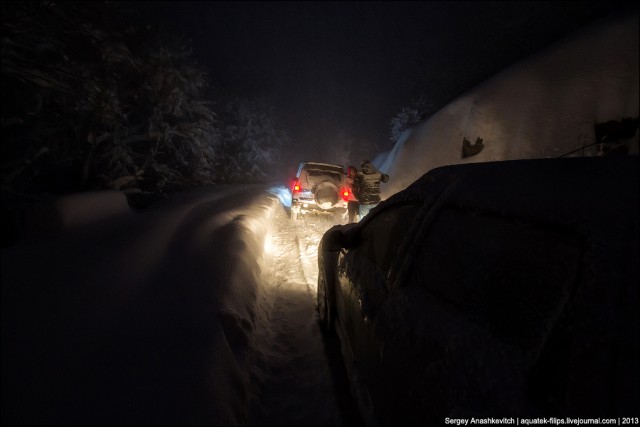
[264,233,273,254]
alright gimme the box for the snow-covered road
[247,207,344,424]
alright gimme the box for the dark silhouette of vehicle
[290,161,349,221]
[317,156,639,424]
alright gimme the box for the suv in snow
[290,162,349,220]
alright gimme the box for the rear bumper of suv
[291,198,347,215]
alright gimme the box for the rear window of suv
[297,163,345,186]
[306,169,343,180]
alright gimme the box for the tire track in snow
[246,207,343,425]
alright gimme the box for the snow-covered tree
[1,1,220,194]
[217,98,290,184]
[389,95,434,144]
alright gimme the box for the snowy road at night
[247,206,357,425]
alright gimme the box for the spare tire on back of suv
[314,180,339,209]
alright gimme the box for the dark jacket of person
[353,161,389,205]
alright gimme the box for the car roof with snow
[380,156,638,231]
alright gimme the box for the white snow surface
[376,10,639,198]
[2,8,638,426]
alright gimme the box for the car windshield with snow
[316,155,639,425]
[289,161,349,221]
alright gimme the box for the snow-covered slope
[380,9,639,198]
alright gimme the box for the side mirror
[321,227,345,252]
[321,223,359,251]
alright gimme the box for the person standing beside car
[353,160,389,220]
[345,165,360,223]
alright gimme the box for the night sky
[126,1,630,163]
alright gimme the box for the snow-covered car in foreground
[317,156,639,424]
[290,162,349,221]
